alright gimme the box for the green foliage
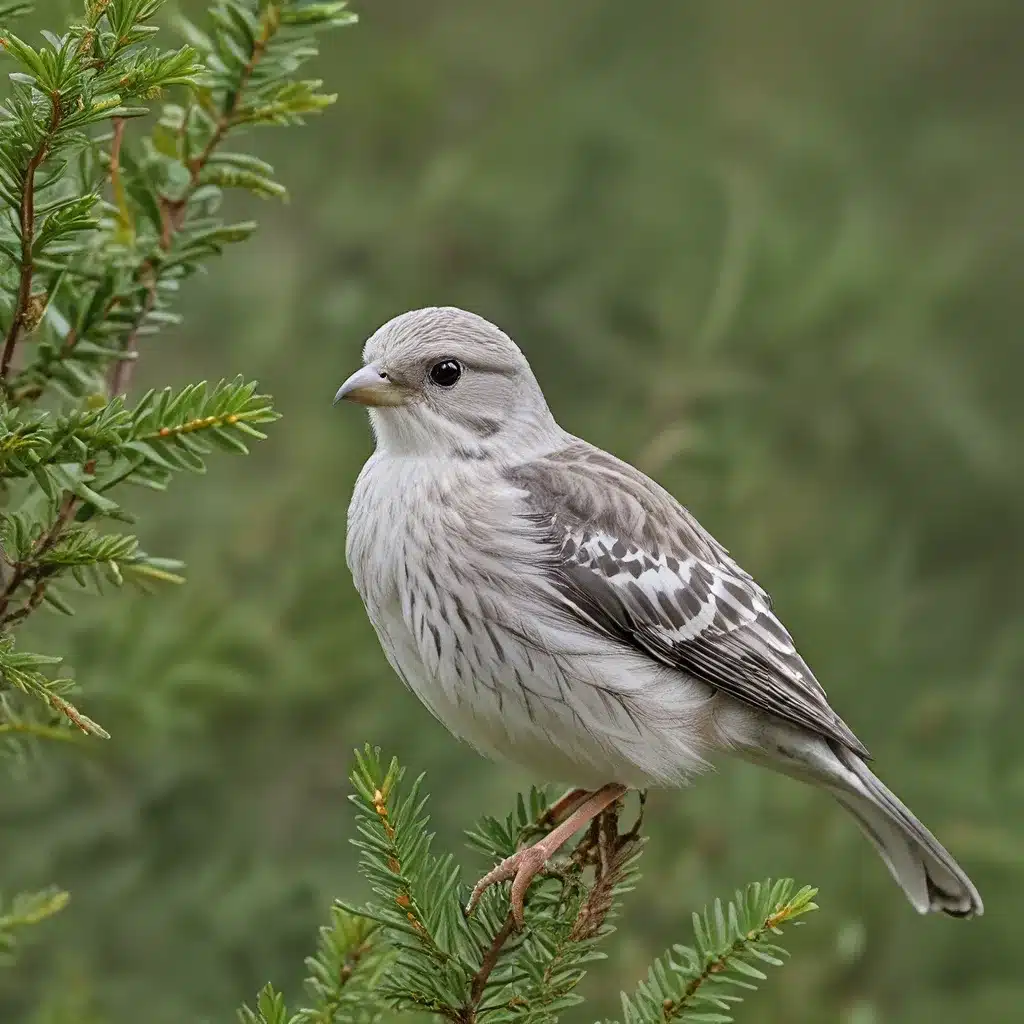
[0,0,351,406]
[239,908,386,1024]
[0,886,69,966]
[0,0,353,977]
[0,0,353,730]
[341,746,644,1023]
[243,749,815,1024]
[616,880,817,1024]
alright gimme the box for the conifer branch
[0,718,84,743]
[237,906,388,1024]
[0,0,353,977]
[188,2,275,183]
[0,87,60,382]
[615,880,818,1024]
[0,0,352,743]
[245,748,817,1024]
[0,886,69,965]
[468,913,518,1009]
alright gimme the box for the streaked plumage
[340,306,983,922]
[509,444,869,758]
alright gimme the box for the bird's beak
[333,364,407,407]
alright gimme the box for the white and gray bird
[337,306,982,927]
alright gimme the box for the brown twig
[569,804,642,942]
[5,107,121,399]
[108,117,130,236]
[104,116,155,397]
[158,199,176,251]
[0,488,80,623]
[106,268,156,397]
[107,11,277,397]
[189,16,272,186]
[2,570,59,627]
[0,92,63,382]
[0,454,95,624]
[467,912,517,1010]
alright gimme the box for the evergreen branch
[2,1,352,406]
[614,880,818,1024]
[345,749,643,1024]
[237,907,389,1024]
[0,489,80,622]
[0,378,278,485]
[250,754,817,1024]
[188,2,274,184]
[345,748,464,974]
[343,746,506,1019]
[0,380,273,630]
[0,0,345,979]
[0,636,108,736]
[295,908,387,1024]
[0,86,60,383]
[169,1,352,231]
[0,886,69,966]
[238,985,291,1024]
[0,718,85,744]
[0,7,205,398]
[106,262,155,395]
[469,913,517,1008]
[106,1,352,395]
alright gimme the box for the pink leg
[539,787,590,827]
[466,783,629,928]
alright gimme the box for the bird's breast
[344,453,718,788]
[347,455,453,604]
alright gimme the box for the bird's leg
[552,811,603,880]
[466,783,628,929]
[522,787,591,852]
[537,787,590,829]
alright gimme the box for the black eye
[429,359,462,387]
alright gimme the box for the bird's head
[334,307,562,459]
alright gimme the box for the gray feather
[508,440,870,758]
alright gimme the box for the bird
[337,305,983,928]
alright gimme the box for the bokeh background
[3,0,1023,1021]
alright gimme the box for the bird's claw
[465,844,552,929]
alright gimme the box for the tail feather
[746,727,983,919]
[829,742,983,918]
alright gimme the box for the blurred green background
[3,0,1023,1021]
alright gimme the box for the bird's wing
[508,440,869,758]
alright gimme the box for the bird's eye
[429,359,462,387]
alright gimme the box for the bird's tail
[827,743,982,918]
[745,729,983,918]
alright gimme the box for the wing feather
[509,441,869,758]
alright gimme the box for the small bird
[338,306,982,927]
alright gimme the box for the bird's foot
[466,841,554,929]
[465,783,629,929]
